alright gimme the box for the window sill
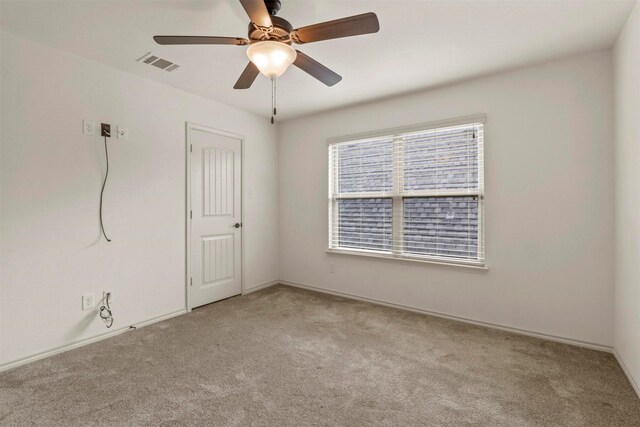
[326,248,488,271]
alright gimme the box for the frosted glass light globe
[246,41,297,77]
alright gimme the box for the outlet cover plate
[82,293,95,310]
[83,120,95,135]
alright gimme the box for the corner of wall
[613,0,640,399]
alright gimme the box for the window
[328,117,485,266]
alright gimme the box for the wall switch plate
[116,126,127,140]
[329,263,335,273]
[101,123,111,137]
[82,293,95,310]
[83,120,95,135]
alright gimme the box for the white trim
[185,124,192,312]
[613,349,640,399]
[327,114,486,145]
[131,309,186,328]
[185,122,245,312]
[0,309,186,374]
[391,136,403,256]
[242,280,279,295]
[326,248,488,270]
[279,280,612,353]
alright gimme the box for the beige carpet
[0,284,638,426]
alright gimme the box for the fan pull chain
[271,76,277,125]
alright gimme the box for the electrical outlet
[117,126,127,140]
[101,123,111,137]
[83,120,95,135]
[82,293,95,310]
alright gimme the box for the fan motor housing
[264,0,282,16]
[248,16,293,43]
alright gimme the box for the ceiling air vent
[137,52,180,72]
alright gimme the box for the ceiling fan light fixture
[246,41,297,77]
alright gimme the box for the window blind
[328,120,484,266]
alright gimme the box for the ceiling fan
[153,0,380,89]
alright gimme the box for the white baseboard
[242,280,279,295]
[0,308,186,374]
[613,349,640,399]
[0,279,279,373]
[3,279,631,397]
[280,280,613,353]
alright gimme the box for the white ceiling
[0,0,635,120]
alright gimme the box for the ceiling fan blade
[292,12,379,44]
[239,0,273,28]
[293,50,342,87]
[234,62,260,89]
[154,36,249,46]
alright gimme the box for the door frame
[185,122,245,312]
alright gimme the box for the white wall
[278,50,615,348]
[614,1,640,396]
[0,32,279,366]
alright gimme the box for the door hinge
[190,144,193,153]
[190,210,192,219]
[190,277,193,286]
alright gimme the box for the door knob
[233,223,242,228]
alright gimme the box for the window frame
[328,114,486,268]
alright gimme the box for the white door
[189,125,242,309]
